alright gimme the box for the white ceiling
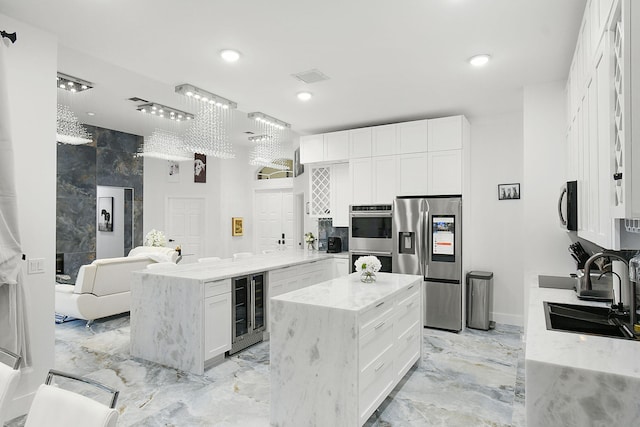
[0,0,586,143]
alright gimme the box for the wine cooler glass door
[233,276,250,340]
[252,274,265,331]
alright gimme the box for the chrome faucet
[584,251,635,332]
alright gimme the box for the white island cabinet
[270,272,422,426]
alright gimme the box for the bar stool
[233,252,253,260]
[0,347,21,426]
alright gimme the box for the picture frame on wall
[194,153,206,183]
[167,160,180,183]
[98,197,114,232]
[498,183,521,200]
[232,217,244,236]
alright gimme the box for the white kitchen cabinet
[203,279,232,363]
[331,162,351,227]
[325,130,349,162]
[299,134,325,164]
[427,150,462,195]
[350,157,374,205]
[397,152,429,196]
[372,155,397,204]
[349,128,372,159]
[309,163,350,225]
[372,124,397,156]
[309,165,332,217]
[270,274,422,427]
[397,120,428,154]
[333,258,350,278]
[428,116,463,151]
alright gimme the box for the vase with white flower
[304,232,316,251]
[354,255,382,283]
[144,229,167,247]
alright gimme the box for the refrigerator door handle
[421,199,430,278]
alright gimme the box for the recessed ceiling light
[469,54,491,67]
[86,112,96,116]
[297,91,313,101]
[220,49,241,62]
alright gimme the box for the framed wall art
[194,153,206,183]
[498,183,520,200]
[98,197,114,232]
[232,217,244,236]
[167,160,180,183]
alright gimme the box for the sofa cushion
[128,246,178,262]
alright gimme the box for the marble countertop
[135,250,342,282]
[272,272,422,312]
[526,285,640,379]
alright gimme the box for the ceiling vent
[292,69,330,84]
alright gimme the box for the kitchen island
[130,251,346,374]
[526,284,640,426]
[270,272,423,426]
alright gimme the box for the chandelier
[176,83,237,159]
[138,129,192,161]
[247,112,291,170]
[56,104,92,145]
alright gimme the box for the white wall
[144,145,256,260]
[468,112,525,326]
[523,81,576,329]
[1,13,57,418]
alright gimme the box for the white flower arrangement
[144,229,167,247]
[304,232,316,244]
[354,255,382,275]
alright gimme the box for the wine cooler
[230,272,266,354]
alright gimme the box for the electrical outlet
[27,258,45,274]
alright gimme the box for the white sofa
[55,246,178,324]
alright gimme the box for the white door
[254,189,294,253]
[166,197,205,262]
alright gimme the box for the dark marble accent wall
[317,218,349,252]
[56,126,143,282]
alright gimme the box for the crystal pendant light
[248,112,291,170]
[138,129,192,161]
[56,104,92,145]
[176,84,237,159]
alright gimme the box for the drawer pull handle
[375,362,385,372]
[406,302,415,308]
[375,302,385,308]
[374,321,385,330]
[408,285,414,290]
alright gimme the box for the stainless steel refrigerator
[392,196,462,331]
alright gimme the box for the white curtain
[0,39,31,366]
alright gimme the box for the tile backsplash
[318,218,349,252]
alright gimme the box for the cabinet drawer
[395,323,421,379]
[359,312,394,369]
[204,279,231,298]
[395,289,421,336]
[359,297,394,336]
[269,266,299,283]
[359,345,395,424]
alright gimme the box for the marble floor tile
[7,315,525,426]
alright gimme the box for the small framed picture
[498,183,521,200]
[98,197,114,232]
[294,147,304,177]
[194,153,206,183]
[232,217,244,236]
[167,160,180,183]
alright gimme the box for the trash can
[466,271,495,330]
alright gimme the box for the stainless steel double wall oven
[349,205,393,273]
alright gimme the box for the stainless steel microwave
[349,205,393,253]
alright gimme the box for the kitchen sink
[543,302,637,340]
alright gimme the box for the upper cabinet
[300,131,349,164]
[325,131,349,162]
[349,128,372,159]
[372,124,397,156]
[565,0,640,249]
[397,120,428,154]
[428,116,464,151]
